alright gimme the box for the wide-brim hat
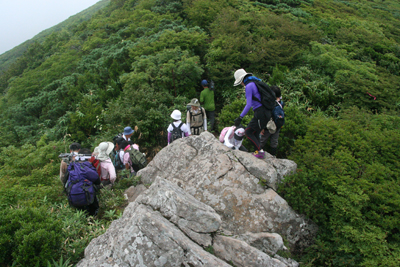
[123,126,134,136]
[188,98,200,107]
[97,141,114,161]
[171,110,181,120]
[234,69,252,86]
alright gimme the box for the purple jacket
[240,82,262,118]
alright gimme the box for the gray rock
[124,184,147,203]
[78,177,229,267]
[213,235,286,267]
[236,232,285,256]
[138,132,317,252]
[274,255,300,267]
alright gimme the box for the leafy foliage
[278,107,400,266]
[0,0,399,265]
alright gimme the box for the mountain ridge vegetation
[0,0,111,74]
[0,0,399,266]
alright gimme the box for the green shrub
[0,207,62,266]
[278,107,400,266]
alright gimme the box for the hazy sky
[0,0,102,55]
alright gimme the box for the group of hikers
[59,126,147,216]
[59,68,284,216]
[168,69,285,159]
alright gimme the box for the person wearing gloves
[186,98,207,135]
[94,142,117,186]
[167,110,190,145]
[232,69,271,159]
[224,126,247,151]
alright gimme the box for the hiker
[60,142,100,216]
[200,80,215,132]
[122,126,134,142]
[260,86,284,157]
[93,142,117,186]
[120,140,146,177]
[223,126,247,151]
[60,142,91,184]
[186,98,207,135]
[112,137,126,171]
[168,110,190,145]
[233,69,272,159]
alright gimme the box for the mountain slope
[0,0,110,74]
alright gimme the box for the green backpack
[127,149,147,171]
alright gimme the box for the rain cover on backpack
[65,161,98,207]
[219,126,236,142]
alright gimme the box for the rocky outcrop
[78,177,293,267]
[78,132,316,266]
[138,132,317,253]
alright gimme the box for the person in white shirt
[224,127,247,151]
[122,126,134,141]
[167,110,190,145]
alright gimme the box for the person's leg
[206,111,215,132]
[239,145,248,152]
[87,196,99,216]
[260,130,271,150]
[269,128,280,156]
[245,107,270,152]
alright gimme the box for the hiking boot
[252,150,265,159]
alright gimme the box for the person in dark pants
[233,69,271,159]
[200,80,216,132]
[260,86,284,157]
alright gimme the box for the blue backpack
[65,161,98,207]
[272,101,285,129]
[112,151,125,170]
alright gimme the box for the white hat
[234,69,252,86]
[171,110,181,120]
[235,128,245,137]
[96,142,114,161]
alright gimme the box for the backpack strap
[276,100,283,109]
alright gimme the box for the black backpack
[252,80,276,110]
[171,122,184,143]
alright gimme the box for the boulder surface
[138,132,317,252]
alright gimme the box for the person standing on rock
[232,69,272,159]
[167,110,190,144]
[260,85,284,157]
[186,98,207,135]
[200,80,215,132]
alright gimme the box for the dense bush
[0,0,399,265]
[0,207,62,266]
[278,107,400,266]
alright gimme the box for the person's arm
[107,161,117,183]
[167,132,172,144]
[186,111,191,135]
[203,108,207,131]
[60,161,67,184]
[240,84,255,118]
[123,153,130,170]
[200,90,204,104]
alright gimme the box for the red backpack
[89,156,102,178]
